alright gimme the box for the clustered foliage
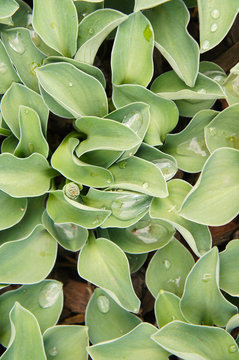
[0,0,238,359]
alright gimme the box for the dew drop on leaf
[119,160,127,169]
[7,32,25,55]
[163,259,171,269]
[202,40,210,51]
[97,295,110,314]
[142,182,149,189]
[228,345,238,353]
[202,273,212,282]
[122,111,142,135]
[152,159,177,180]
[211,9,220,19]
[69,82,73,87]
[210,23,218,32]
[48,346,58,356]
[38,282,62,309]
[88,27,94,35]
[111,194,150,220]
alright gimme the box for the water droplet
[30,30,41,47]
[197,88,207,94]
[0,62,8,75]
[208,127,217,136]
[168,277,181,288]
[122,111,142,135]
[130,220,169,244]
[111,194,151,221]
[7,32,25,55]
[152,159,177,181]
[202,273,212,282]
[144,24,153,42]
[176,137,207,158]
[48,346,58,356]
[97,295,110,313]
[82,12,87,17]
[69,82,73,87]
[51,22,57,29]
[107,179,112,184]
[142,182,148,189]
[119,160,127,169]
[210,23,218,32]
[167,205,177,213]
[20,207,25,211]
[202,40,210,51]
[213,75,223,82]
[30,62,39,75]
[229,345,238,353]
[64,182,80,200]
[38,282,62,309]
[163,259,171,269]
[88,27,94,35]
[211,9,220,19]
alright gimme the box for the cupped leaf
[43,325,89,360]
[1,303,47,360]
[0,190,27,231]
[78,236,140,313]
[111,12,154,86]
[14,106,49,158]
[107,214,175,254]
[47,190,111,229]
[1,134,18,154]
[145,0,199,87]
[134,0,171,12]
[0,225,57,284]
[108,156,168,198]
[12,0,31,27]
[113,84,178,145]
[162,109,217,173]
[146,237,194,297]
[155,290,186,328]
[0,40,20,94]
[205,104,239,152]
[151,71,225,100]
[36,63,108,118]
[223,63,239,105]
[150,179,212,257]
[0,153,55,198]
[1,27,46,92]
[88,323,170,360]
[180,148,239,226]
[198,0,239,53]
[226,314,239,334]
[42,210,88,252]
[32,0,78,57]
[0,280,63,347]
[220,240,239,297]
[74,0,104,22]
[51,135,113,187]
[0,0,19,19]
[152,321,239,360]
[86,288,141,344]
[127,253,148,273]
[180,247,237,326]
[82,188,151,228]
[1,82,49,138]
[75,9,127,64]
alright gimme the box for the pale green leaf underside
[180,148,239,226]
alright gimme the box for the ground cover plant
[0,0,238,358]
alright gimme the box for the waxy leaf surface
[0,40,20,94]
[134,0,171,12]
[220,240,239,296]
[0,190,27,230]
[155,291,186,328]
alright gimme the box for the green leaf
[180,247,237,326]
[51,135,114,188]
[1,303,46,360]
[113,84,178,145]
[111,12,154,86]
[226,314,239,334]
[88,323,170,360]
[151,70,225,100]
[0,225,57,284]
[0,153,54,198]
[14,106,49,158]
[0,190,27,231]
[180,148,239,226]
[32,0,78,57]
[108,156,168,198]
[0,196,45,245]
[42,211,88,252]
[0,40,20,94]
[134,0,171,12]
[1,82,49,138]
[145,0,199,87]
[83,188,151,228]
[152,321,239,360]
[75,9,127,64]
[127,253,148,273]
[107,214,175,254]
[0,0,19,19]
[78,236,140,312]
[12,0,32,27]
[1,27,45,93]
[74,0,104,23]
[47,190,111,229]
[205,104,239,152]
[146,237,194,297]
[198,0,239,53]
[162,109,217,173]
[0,280,63,347]
[1,135,18,154]
[220,240,239,296]
[223,63,239,105]
[43,325,89,360]
[155,290,186,327]
[150,179,212,256]
[86,288,141,344]
[36,63,108,118]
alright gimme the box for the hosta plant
[0,0,239,359]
